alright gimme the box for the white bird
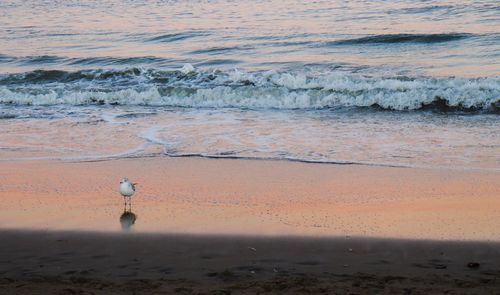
[119,177,136,205]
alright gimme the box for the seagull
[119,177,136,205]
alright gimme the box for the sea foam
[0,67,498,111]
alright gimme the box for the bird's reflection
[120,200,137,231]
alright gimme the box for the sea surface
[0,0,499,170]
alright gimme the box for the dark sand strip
[1,230,499,294]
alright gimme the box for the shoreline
[3,152,500,173]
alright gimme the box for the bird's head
[121,177,129,183]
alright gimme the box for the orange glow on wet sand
[0,158,498,240]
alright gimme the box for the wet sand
[0,157,499,239]
[1,230,500,294]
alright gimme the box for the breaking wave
[0,67,498,112]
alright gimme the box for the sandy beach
[1,0,499,293]
[1,158,499,293]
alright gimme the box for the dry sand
[0,157,499,293]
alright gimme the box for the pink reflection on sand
[0,158,499,240]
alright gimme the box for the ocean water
[0,0,498,170]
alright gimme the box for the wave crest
[331,33,473,45]
[0,67,498,112]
